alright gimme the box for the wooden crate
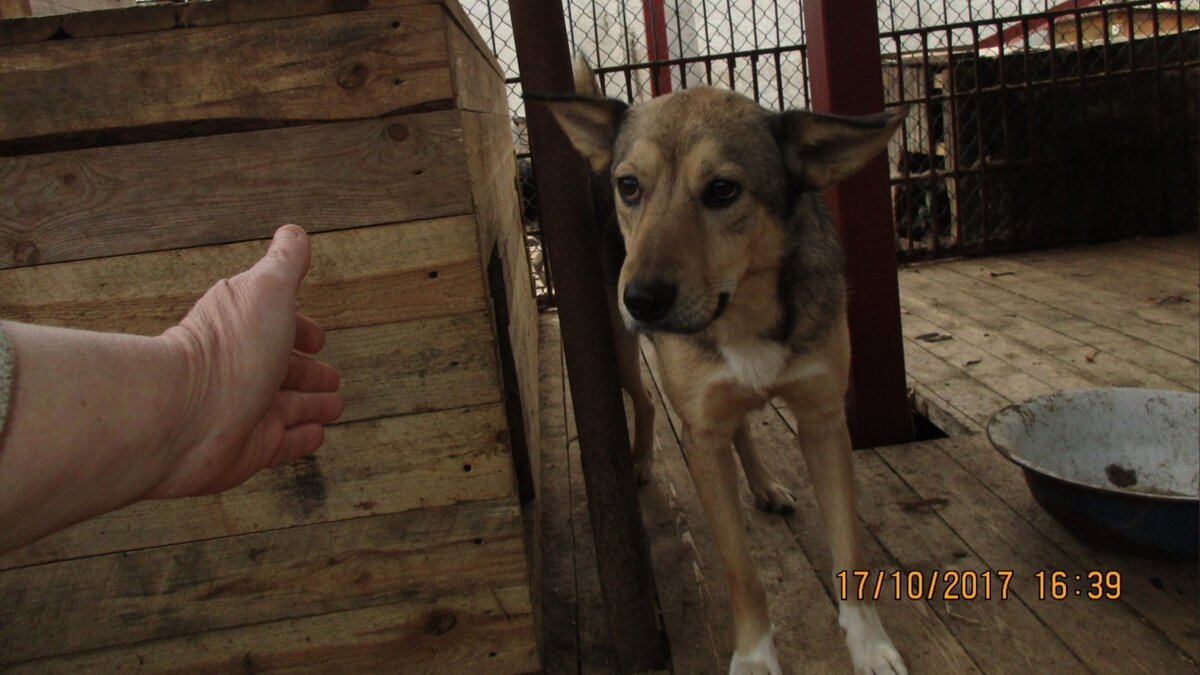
[0,1,540,672]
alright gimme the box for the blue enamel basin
[988,388,1199,558]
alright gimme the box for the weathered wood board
[0,7,456,144]
[0,112,472,268]
[0,0,539,672]
[0,216,488,333]
[0,403,517,570]
[0,500,529,664]
[9,586,537,674]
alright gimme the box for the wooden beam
[802,0,913,448]
[510,0,668,670]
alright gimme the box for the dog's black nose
[623,279,677,323]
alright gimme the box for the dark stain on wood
[12,242,37,264]
[900,496,950,512]
[423,610,457,636]
[242,652,264,674]
[387,122,409,142]
[335,62,368,90]
[291,455,328,515]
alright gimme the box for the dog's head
[537,85,904,334]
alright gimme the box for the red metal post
[803,0,914,448]
[510,0,669,670]
[642,0,673,95]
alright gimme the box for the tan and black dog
[535,65,908,675]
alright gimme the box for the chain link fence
[884,0,1199,259]
[463,0,1198,300]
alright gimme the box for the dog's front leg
[684,425,781,675]
[786,399,907,675]
[614,323,656,483]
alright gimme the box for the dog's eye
[616,176,642,204]
[702,179,742,209]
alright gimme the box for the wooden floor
[534,233,1199,675]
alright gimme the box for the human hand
[150,225,344,498]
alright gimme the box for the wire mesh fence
[884,0,1199,259]
[462,0,1199,301]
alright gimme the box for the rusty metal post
[642,0,673,96]
[803,0,914,448]
[510,1,669,670]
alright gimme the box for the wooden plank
[0,111,472,268]
[853,444,1090,674]
[534,314,580,673]
[448,17,508,115]
[876,438,1197,674]
[0,0,496,51]
[922,436,1200,664]
[907,380,981,436]
[1032,239,1200,281]
[901,265,1198,391]
[0,499,529,664]
[0,216,487,334]
[57,1,176,36]
[902,338,1013,428]
[0,403,515,570]
[0,0,32,18]
[326,311,500,424]
[0,7,454,146]
[464,109,539,499]
[1009,246,1199,311]
[947,258,1200,363]
[461,110,539,508]
[901,290,1102,393]
[11,585,537,674]
[1134,233,1200,265]
[0,12,60,43]
[27,0,126,16]
[902,312,1059,404]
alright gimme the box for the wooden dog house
[0,1,539,671]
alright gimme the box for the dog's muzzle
[623,279,731,335]
[623,279,677,324]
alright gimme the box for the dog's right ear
[774,107,907,190]
[526,93,627,173]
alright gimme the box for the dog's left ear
[775,107,908,190]
[527,93,628,173]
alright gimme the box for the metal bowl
[988,388,1199,558]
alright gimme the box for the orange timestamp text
[837,569,1124,602]
[837,569,1014,601]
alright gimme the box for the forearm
[0,321,190,553]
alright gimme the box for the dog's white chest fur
[715,340,828,392]
[717,341,790,391]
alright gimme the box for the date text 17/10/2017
[836,570,1123,601]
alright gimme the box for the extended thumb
[255,224,312,290]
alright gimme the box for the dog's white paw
[840,603,907,675]
[751,482,797,513]
[729,631,783,675]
